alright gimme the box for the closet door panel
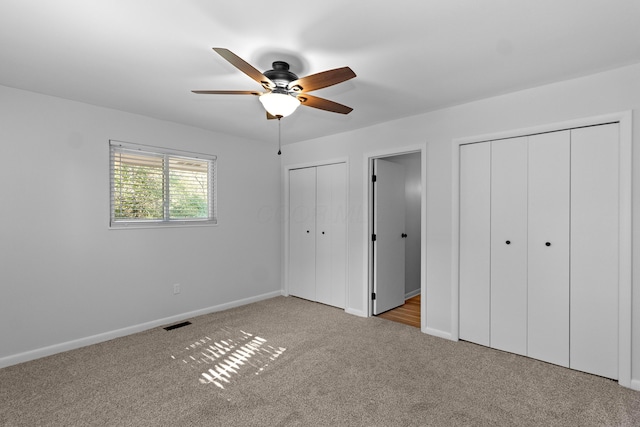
[289,167,317,301]
[316,163,347,308]
[490,137,528,355]
[527,131,570,367]
[570,124,619,379]
[459,143,491,346]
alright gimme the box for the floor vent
[163,321,192,331]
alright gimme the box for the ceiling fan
[192,48,356,119]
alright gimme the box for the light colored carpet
[1,296,639,426]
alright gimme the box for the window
[109,140,216,228]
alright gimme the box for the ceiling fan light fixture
[259,92,300,118]
[193,49,355,117]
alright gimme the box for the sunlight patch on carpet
[170,327,286,389]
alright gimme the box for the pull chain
[277,116,282,155]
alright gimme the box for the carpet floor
[1,296,639,426]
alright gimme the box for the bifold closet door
[289,167,317,301]
[570,123,619,379]
[458,142,491,346]
[527,131,570,367]
[490,137,528,356]
[315,163,346,308]
[458,124,621,380]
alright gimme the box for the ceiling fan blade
[297,94,353,114]
[288,67,356,93]
[212,48,275,89]
[192,90,262,95]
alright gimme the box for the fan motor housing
[264,61,298,87]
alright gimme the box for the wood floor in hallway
[377,294,420,328]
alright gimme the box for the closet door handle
[505,240,511,245]
[401,233,407,238]
[545,242,551,247]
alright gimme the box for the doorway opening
[368,150,424,329]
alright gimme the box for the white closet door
[289,167,317,301]
[570,124,619,379]
[527,131,570,367]
[490,137,528,355]
[459,142,491,346]
[315,163,346,308]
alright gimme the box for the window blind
[109,140,216,227]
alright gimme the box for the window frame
[109,140,217,229]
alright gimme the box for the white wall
[281,63,640,384]
[0,85,282,366]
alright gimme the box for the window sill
[109,220,218,230]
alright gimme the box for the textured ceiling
[1,0,639,145]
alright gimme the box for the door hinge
[371,292,376,300]
[372,174,377,182]
[372,233,377,242]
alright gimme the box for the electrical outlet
[173,284,181,295]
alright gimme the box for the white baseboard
[0,290,283,369]
[630,379,640,391]
[423,327,454,341]
[345,307,368,318]
[405,289,421,300]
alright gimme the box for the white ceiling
[1,1,639,145]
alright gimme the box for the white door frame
[363,144,427,330]
[451,111,633,389]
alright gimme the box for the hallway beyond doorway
[377,294,420,328]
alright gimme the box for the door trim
[363,145,427,330]
[451,110,633,389]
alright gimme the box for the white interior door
[315,163,347,308]
[458,142,491,346]
[490,137,528,356]
[527,131,570,367]
[373,158,406,315]
[570,123,619,379]
[288,167,317,301]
